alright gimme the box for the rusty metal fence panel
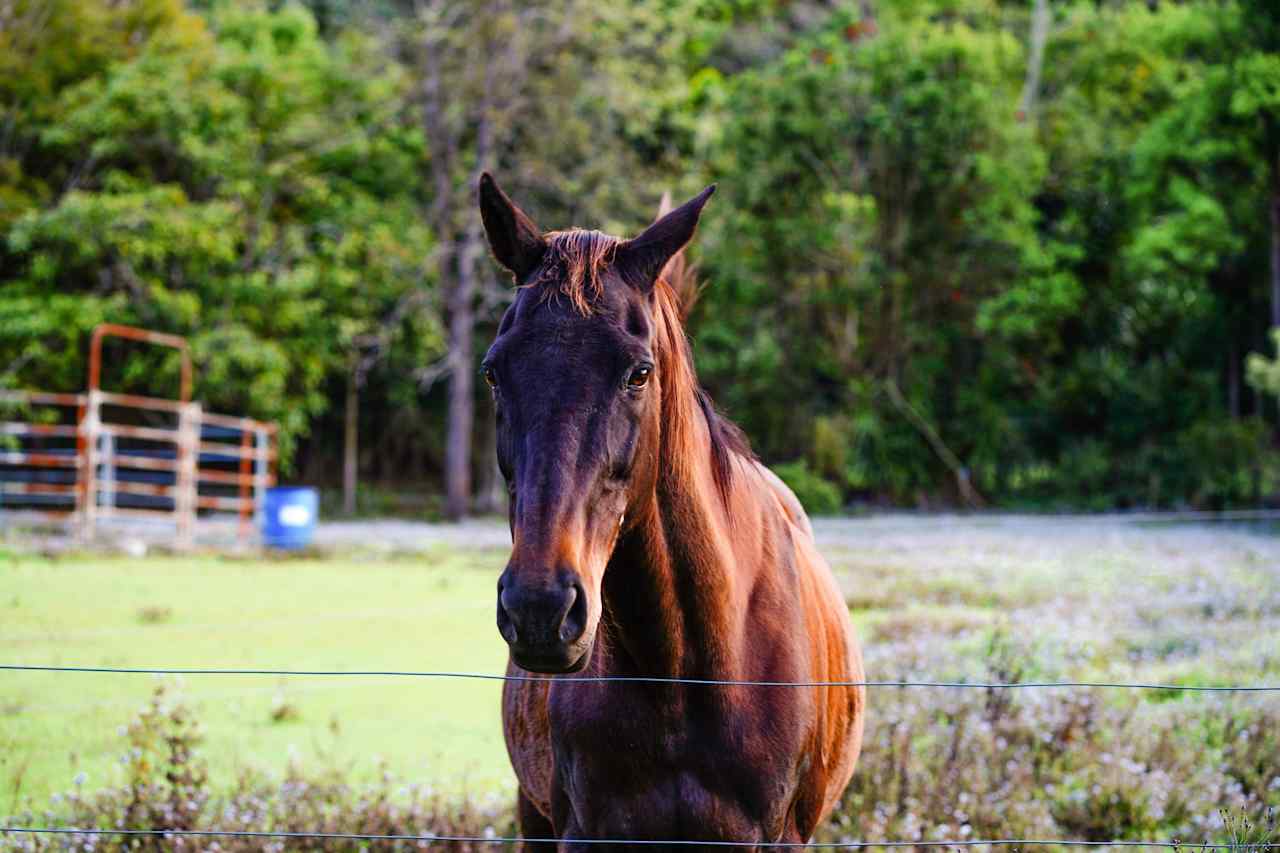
[0,389,84,524]
[1,387,277,546]
[1,322,278,547]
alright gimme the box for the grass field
[0,546,515,811]
[3,516,1280,846]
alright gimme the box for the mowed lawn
[0,547,515,809]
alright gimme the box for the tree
[0,2,442,463]
[400,0,696,518]
[1123,0,1277,397]
[6,0,1277,510]
[696,0,1044,502]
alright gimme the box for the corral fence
[0,324,277,547]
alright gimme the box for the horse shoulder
[753,461,816,541]
[737,458,864,838]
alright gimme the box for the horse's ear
[653,191,687,288]
[617,184,715,291]
[479,172,547,280]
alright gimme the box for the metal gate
[0,325,277,547]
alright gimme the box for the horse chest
[545,685,805,844]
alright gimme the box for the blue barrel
[262,486,318,549]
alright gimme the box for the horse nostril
[498,572,587,650]
[496,577,520,644]
[559,580,587,644]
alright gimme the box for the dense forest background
[3,0,1280,515]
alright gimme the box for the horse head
[478,173,714,673]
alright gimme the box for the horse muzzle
[497,568,593,674]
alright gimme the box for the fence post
[175,402,200,550]
[100,430,115,521]
[237,427,252,543]
[78,390,101,544]
[253,426,268,542]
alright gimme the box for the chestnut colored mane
[650,273,752,502]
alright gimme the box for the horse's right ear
[479,173,546,280]
[617,184,715,292]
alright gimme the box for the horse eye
[627,364,653,390]
[483,366,498,389]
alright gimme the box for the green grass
[0,548,515,810]
[3,517,1279,844]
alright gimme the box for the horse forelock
[525,228,702,319]
[526,229,619,315]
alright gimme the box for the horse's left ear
[617,184,716,291]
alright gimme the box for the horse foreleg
[517,788,557,852]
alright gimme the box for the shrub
[773,460,843,515]
[1,685,512,852]
[824,687,1280,846]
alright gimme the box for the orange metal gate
[0,325,277,547]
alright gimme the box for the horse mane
[649,190,752,500]
[525,223,753,503]
[651,275,754,505]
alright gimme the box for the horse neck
[599,293,756,680]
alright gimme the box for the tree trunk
[418,0,509,521]
[1018,0,1050,121]
[419,6,474,521]
[343,362,359,516]
[1270,153,1280,330]
[1228,336,1240,419]
[445,265,475,520]
[1269,154,1280,427]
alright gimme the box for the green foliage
[118,685,209,830]
[1248,330,1280,398]
[1212,808,1279,853]
[2,684,515,851]
[688,0,1280,509]
[2,0,1278,506]
[697,0,1048,503]
[772,460,843,515]
[0,0,441,464]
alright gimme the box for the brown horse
[478,173,864,851]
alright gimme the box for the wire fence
[6,413,1280,848]
[4,827,1280,849]
[3,664,1279,691]
[4,662,1278,848]
[864,509,1280,524]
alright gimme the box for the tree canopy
[2,0,1277,510]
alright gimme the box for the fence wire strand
[5,662,1277,849]
[2,664,1278,691]
[2,827,1277,848]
